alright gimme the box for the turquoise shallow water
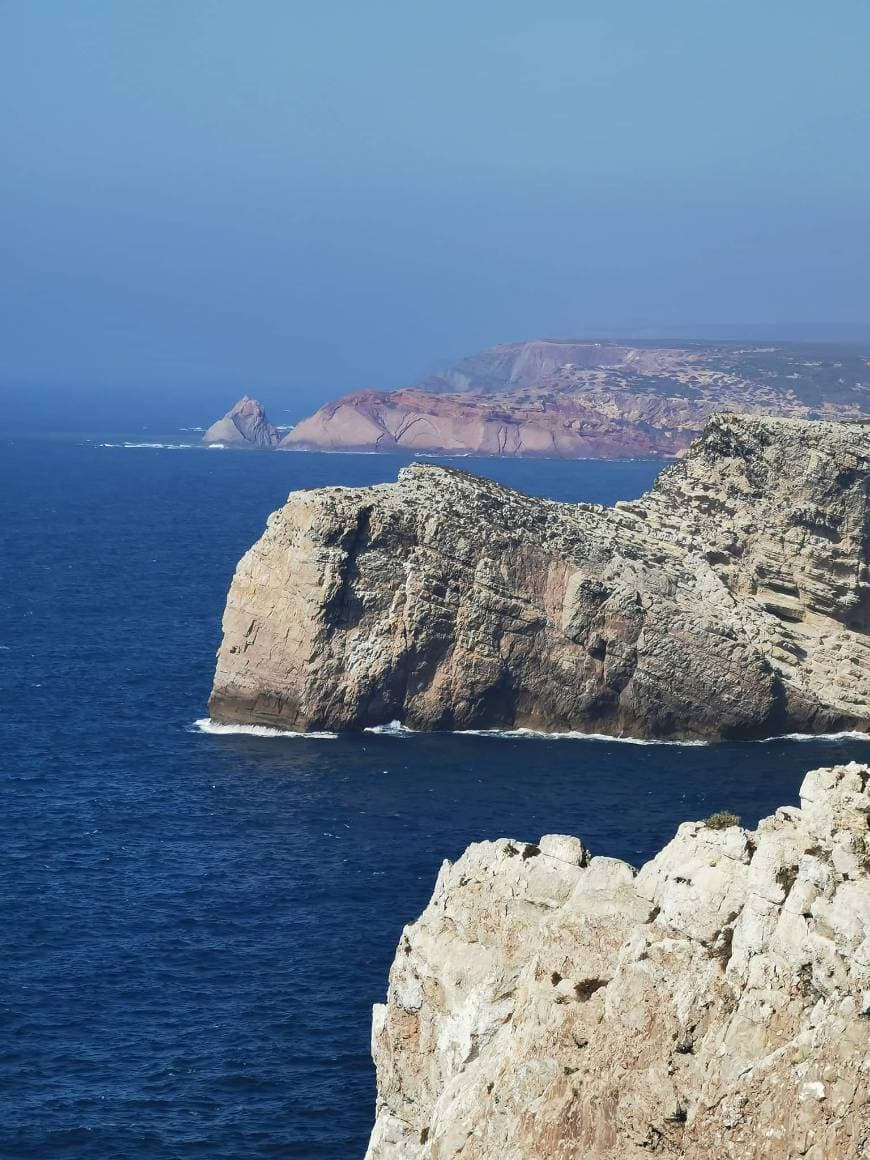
[3,438,869,1158]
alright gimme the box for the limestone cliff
[202,395,279,448]
[366,761,870,1159]
[208,414,870,740]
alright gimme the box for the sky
[2,0,870,429]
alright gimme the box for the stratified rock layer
[280,340,870,459]
[367,762,870,1160]
[202,395,279,448]
[209,414,870,740]
[278,387,691,458]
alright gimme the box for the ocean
[3,436,869,1159]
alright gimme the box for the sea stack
[202,395,279,448]
[208,414,870,740]
[366,761,870,1159]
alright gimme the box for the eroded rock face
[279,387,692,458]
[209,414,870,740]
[202,395,279,448]
[366,763,870,1160]
[279,340,870,459]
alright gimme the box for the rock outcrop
[208,414,870,740]
[280,340,870,459]
[367,762,870,1159]
[202,395,279,448]
[279,388,690,458]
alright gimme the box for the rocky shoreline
[208,413,870,741]
[366,761,870,1159]
[202,340,870,459]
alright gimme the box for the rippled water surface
[3,437,869,1158]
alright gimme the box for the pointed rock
[202,396,279,448]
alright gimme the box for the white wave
[456,727,870,746]
[366,721,706,744]
[193,717,338,739]
[456,727,710,746]
[413,451,473,459]
[192,717,870,746]
[205,443,226,450]
[364,721,706,744]
[98,441,200,450]
[754,730,870,744]
[364,720,416,736]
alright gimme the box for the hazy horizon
[3,1,870,431]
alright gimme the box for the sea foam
[193,717,870,746]
[193,718,338,739]
[456,727,709,746]
[364,720,416,736]
[98,441,201,450]
[455,727,870,745]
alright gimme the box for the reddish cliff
[279,340,870,459]
[279,388,690,457]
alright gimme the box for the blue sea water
[2,436,869,1160]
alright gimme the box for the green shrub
[703,810,741,830]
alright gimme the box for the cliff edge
[367,762,870,1159]
[208,414,870,740]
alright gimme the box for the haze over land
[2,1,870,431]
[204,339,870,458]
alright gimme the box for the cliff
[202,395,279,448]
[279,388,690,458]
[279,340,870,459]
[208,414,870,740]
[366,761,870,1159]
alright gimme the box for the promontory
[206,339,870,460]
[207,413,870,741]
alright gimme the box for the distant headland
[202,338,870,459]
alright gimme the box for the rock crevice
[366,763,870,1159]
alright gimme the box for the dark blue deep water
[3,437,869,1159]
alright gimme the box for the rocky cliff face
[202,395,279,448]
[279,388,692,458]
[366,761,870,1159]
[209,414,870,740]
[279,340,870,459]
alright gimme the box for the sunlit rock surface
[367,763,870,1159]
[209,414,870,739]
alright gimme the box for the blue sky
[2,0,869,427]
